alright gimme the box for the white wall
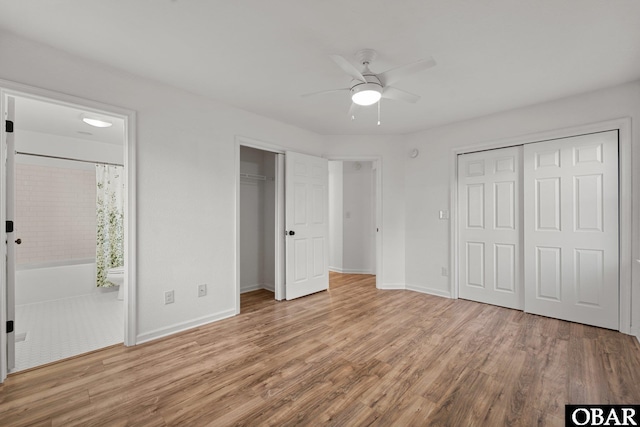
[2,30,638,345]
[342,161,374,274]
[0,30,323,343]
[322,136,407,288]
[403,81,640,336]
[328,161,343,272]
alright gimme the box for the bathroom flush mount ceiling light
[81,114,113,128]
[301,49,437,120]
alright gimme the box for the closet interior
[239,146,276,295]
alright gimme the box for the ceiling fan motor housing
[351,51,383,105]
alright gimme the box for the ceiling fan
[302,49,436,123]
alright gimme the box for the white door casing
[285,151,329,300]
[523,131,619,329]
[4,96,15,371]
[458,146,523,310]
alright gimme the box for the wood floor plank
[1,272,639,426]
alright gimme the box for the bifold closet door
[458,146,523,310]
[523,131,619,329]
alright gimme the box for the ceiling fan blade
[330,55,366,83]
[382,86,421,103]
[377,56,436,86]
[301,88,350,98]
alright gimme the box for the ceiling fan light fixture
[351,83,382,106]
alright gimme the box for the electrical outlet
[164,290,174,305]
[441,267,448,277]
[198,284,207,297]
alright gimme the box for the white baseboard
[240,283,262,293]
[405,283,452,298]
[329,267,374,275]
[378,283,406,290]
[136,308,236,344]
[262,283,275,292]
[342,269,374,274]
[241,283,274,294]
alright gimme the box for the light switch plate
[439,210,450,220]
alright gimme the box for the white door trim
[450,117,632,334]
[0,79,137,382]
[275,154,285,301]
[326,156,383,289]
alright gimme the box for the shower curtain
[96,164,124,287]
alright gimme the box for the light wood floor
[1,273,639,426]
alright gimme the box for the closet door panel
[458,146,523,310]
[523,131,618,329]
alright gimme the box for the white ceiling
[0,0,639,135]
[13,96,125,145]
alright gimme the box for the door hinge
[5,120,13,133]
[6,220,13,233]
[6,321,14,334]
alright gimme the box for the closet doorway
[239,146,284,300]
[237,140,331,308]
[457,130,620,330]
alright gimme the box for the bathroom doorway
[1,87,135,377]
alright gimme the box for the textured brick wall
[15,164,96,265]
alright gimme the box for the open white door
[5,96,16,372]
[285,151,329,300]
[523,131,619,329]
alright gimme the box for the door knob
[15,238,22,245]
[288,231,295,236]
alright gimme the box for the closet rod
[240,173,274,181]
[15,151,124,167]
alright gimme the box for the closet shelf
[240,173,274,181]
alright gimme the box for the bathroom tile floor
[13,291,124,372]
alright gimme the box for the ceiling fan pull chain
[377,100,381,126]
